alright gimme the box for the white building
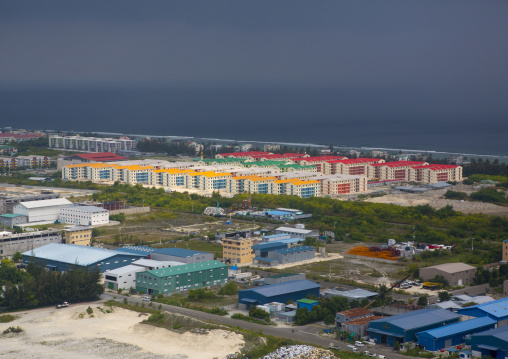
[60,205,109,226]
[104,259,185,290]
[49,135,136,153]
[13,198,72,223]
[274,226,319,240]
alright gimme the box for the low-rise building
[13,198,72,223]
[149,248,214,264]
[60,205,109,226]
[63,226,93,246]
[238,280,321,308]
[135,260,228,295]
[255,246,315,267]
[336,307,374,325]
[342,315,385,337]
[0,229,62,259]
[0,213,28,227]
[470,325,508,359]
[420,263,476,287]
[222,237,255,264]
[274,226,319,240]
[264,273,306,285]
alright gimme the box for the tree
[438,291,451,302]
[12,252,23,262]
[219,281,238,295]
[394,341,401,351]
[417,296,428,307]
[324,314,336,326]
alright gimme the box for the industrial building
[221,237,255,264]
[22,243,145,272]
[104,259,184,291]
[417,317,497,351]
[238,280,321,308]
[322,288,378,302]
[420,262,476,287]
[274,226,319,239]
[135,260,228,295]
[297,299,319,311]
[457,297,508,324]
[60,205,109,226]
[470,325,508,359]
[342,316,385,338]
[63,226,92,246]
[149,248,214,264]
[0,213,27,227]
[115,246,156,257]
[0,191,61,215]
[367,308,461,346]
[264,273,306,285]
[0,229,63,259]
[254,246,315,267]
[336,307,374,325]
[13,198,72,223]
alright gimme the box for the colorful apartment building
[320,175,368,196]
[222,237,255,264]
[324,158,385,176]
[368,161,428,180]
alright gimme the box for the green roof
[0,213,25,218]
[244,161,290,166]
[268,273,301,279]
[297,298,319,304]
[202,158,246,163]
[148,260,227,277]
[276,164,316,169]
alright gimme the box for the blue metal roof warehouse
[470,325,508,359]
[457,297,508,322]
[22,243,145,272]
[368,308,460,346]
[417,317,497,351]
[238,280,321,308]
[115,245,155,256]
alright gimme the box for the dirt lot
[365,183,508,215]
[0,304,244,359]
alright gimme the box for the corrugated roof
[68,205,107,213]
[274,246,314,254]
[297,299,318,304]
[148,260,227,277]
[457,297,508,319]
[472,325,508,341]
[22,243,144,265]
[424,262,476,273]
[338,307,374,318]
[369,308,460,331]
[105,264,146,276]
[275,226,314,234]
[18,198,72,209]
[334,288,378,299]
[133,259,184,267]
[116,246,156,255]
[252,242,288,250]
[419,317,496,339]
[0,213,25,218]
[345,315,385,326]
[153,247,207,257]
[239,280,321,298]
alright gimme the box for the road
[101,292,408,359]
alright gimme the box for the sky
[1,1,508,88]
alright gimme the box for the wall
[0,230,63,259]
[109,206,150,215]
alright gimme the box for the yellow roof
[275,179,319,185]
[153,168,195,174]
[65,162,113,169]
[188,171,231,177]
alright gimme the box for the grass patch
[104,300,158,315]
[231,313,271,326]
[153,290,234,314]
[143,312,219,334]
[0,314,19,323]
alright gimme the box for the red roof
[220,151,272,158]
[338,307,373,318]
[413,164,459,170]
[295,156,347,163]
[74,152,129,162]
[370,161,427,167]
[283,153,307,157]
[327,158,382,165]
[0,133,40,139]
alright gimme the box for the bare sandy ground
[245,253,343,270]
[0,304,244,359]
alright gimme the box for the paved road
[101,292,408,358]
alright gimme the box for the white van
[142,296,151,302]
[355,341,364,347]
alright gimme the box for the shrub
[86,306,93,315]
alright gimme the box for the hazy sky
[2,1,508,88]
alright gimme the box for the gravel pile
[261,345,337,359]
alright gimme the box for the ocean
[0,85,506,157]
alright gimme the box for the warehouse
[255,246,315,266]
[322,288,378,302]
[457,297,508,324]
[264,273,306,285]
[60,205,109,226]
[149,248,214,263]
[368,308,461,346]
[13,198,72,223]
[274,226,319,239]
[0,229,62,259]
[470,326,508,359]
[22,243,145,272]
[252,241,289,257]
[135,260,228,295]
[420,262,476,287]
[417,317,497,351]
[238,280,321,309]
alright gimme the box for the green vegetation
[295,296,350,326]
[1,260,104,310]
[438,291,451,302]
[468,174,508,183]
[218,281,239,295]
[470,188,508,205]
[2,326,23,335]
[444,190,468,200]
[0,314,19,323]
[231,313,270,325]
[153,290,232,316]
[474,264,508,286]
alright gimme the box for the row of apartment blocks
[49,135,136,153]
[0,156,51,169]
[62,161,367,198]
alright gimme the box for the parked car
[364,351,376,357]
[355,341,365,347]
[56,301,69,309]
[329,343,340,350]
[142,296,151,302]
[353,348,360,353]
[378,355,386,359]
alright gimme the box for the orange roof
[65,162,114,168]
[188,171,231,177]
[153,168,195,174]
[274,178,319,185]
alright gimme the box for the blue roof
[152,248,207,258]
[418,317,496,339]
[239,280,321,298]
[22,243,144,265]
[472,325,508,341]
[457,297,508,319]
[370,308,460,331]
[277,238,305,245]
[116,246,156,255]
[263,234,289,239]
[275,246,314,254]
[336,288,378,299]
[252,242,288,250]
[266,211,293,216]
